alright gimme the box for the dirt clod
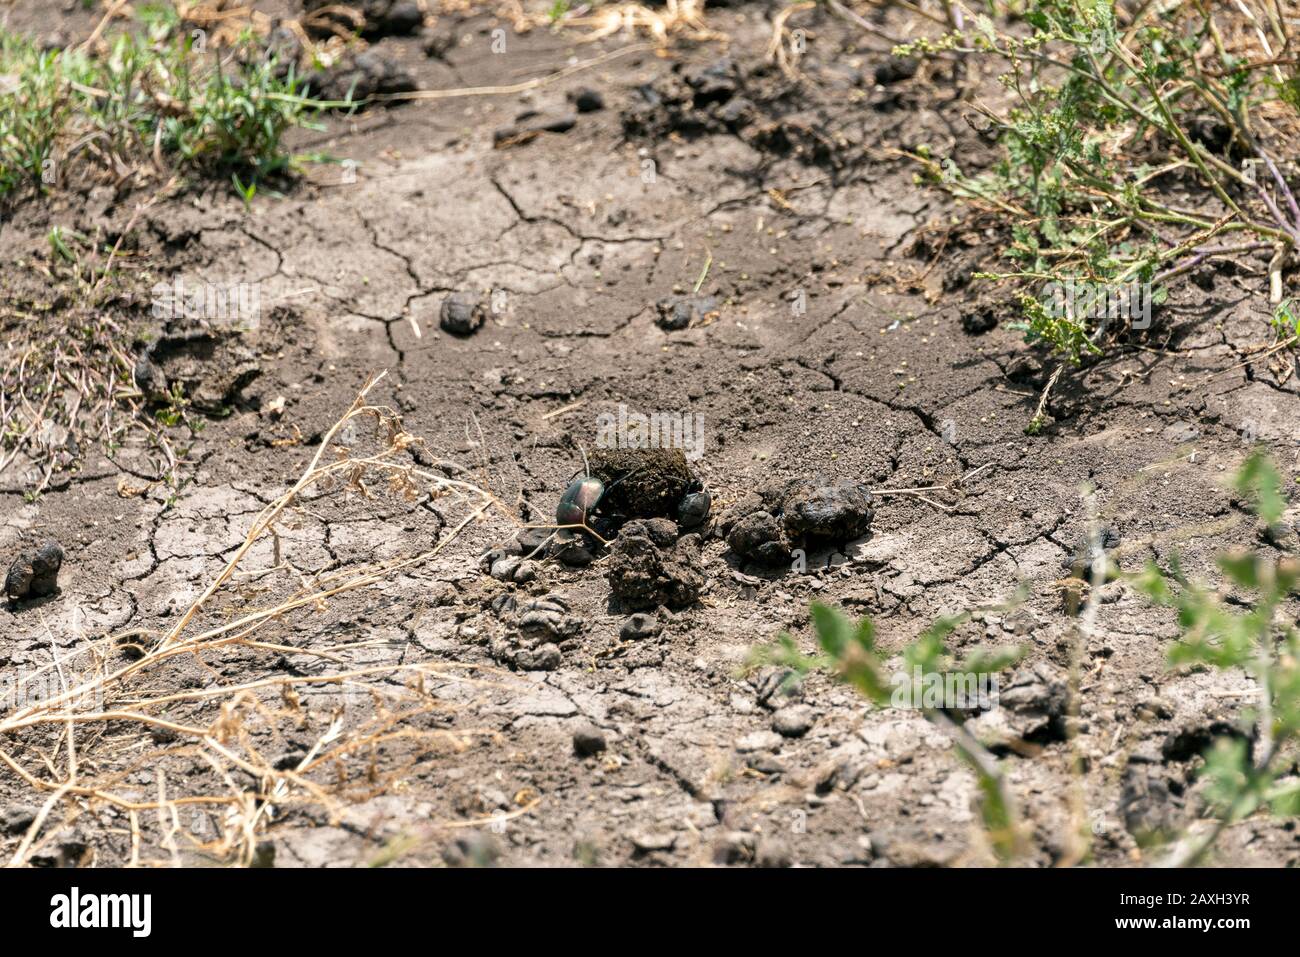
[304,50,417,103]
[874,56,919,85]
[960,303,1000,334]
[772,704,815,738]
[779,480,874,541]
[683,58,740,106]
[754,837,793,868]
[1064,526,1122,580]
[873,828,961,868]
[1161,717,1249,763]
[28,829,89,868]
[1259,508,1300,550]
[5,540,64,602]
[1119,765,1184,844]
[607,521,704,610]
[655,294,718,331]
[713,831,756,865]
[620,612,661,641]
[442,831,500,868]
[1005,353,1046,386]
[572,722,607,757]
[589,448,699,519]
[728,511,791,565]
[486,554,539,584]
[725,480,874,565]
[567,87,605,113]
[139,332,261,413]
[132,356,168,401]
[440,292,487,336]
[631,832,677,854]
[303,0,424,39]
[491,595,583,671]
[514,644,563,671]
[1,805,37,835]
[515,596,583,642]
[970,663,1069,747]
[755,667,802,709]
[551,532,596,567]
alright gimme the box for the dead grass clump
[551,0,723,45]
[1,372,527,866]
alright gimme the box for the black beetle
[557,475,605,528]
[553,453,645,541]
[677,490,712,529]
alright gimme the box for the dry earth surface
[2,0,1298,868]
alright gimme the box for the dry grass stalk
[767,3,816,78]
[1,371,527,866]
[553,0,723,45]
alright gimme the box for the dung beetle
[677,490,712,529]
[509,453,639,568]
[557,475,605,528]
[552,452,641,542]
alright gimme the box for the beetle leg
[600,467,644,494]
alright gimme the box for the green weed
[900,1,1300,364]
[0,10,325,200]
[1132,451,1300,864]
[749,601,1024,860]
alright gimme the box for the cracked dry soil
[2,2,1300,868]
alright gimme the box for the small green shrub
[901,1,1299,364]
[1133,451,1300,863]
[0,12,324,199]
[750,602,1024,859]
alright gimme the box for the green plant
[898,1,1299,364]
[0,11,326,200]
[749,602,1024,860]
[232,173,257,208]
[0,8,334,499]
[1270,296,1299,337]
[46,225,78,264]
[1132,451,1300,864]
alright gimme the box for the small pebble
[620,613,661,641]
[439,292,487,336]
[772,704,815,738]
[567,87,605,113]
[572,722,608,757]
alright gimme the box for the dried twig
[872,462,994,511]
[0,373,528,866]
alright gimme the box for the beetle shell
[677,491,712,529]
[557,476,605,527]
